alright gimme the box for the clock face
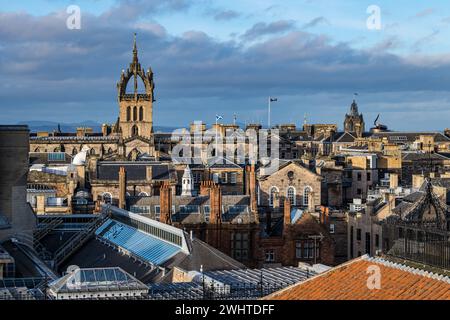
[287,171,294,180]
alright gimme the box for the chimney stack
[200,180,213,196]
[389,173,398,189]
[119,166,127,209]
[160,181,172,224]
[283,197,291,225]
[209,184,222,224]
[249,163,258,216]
[308,191,315,212]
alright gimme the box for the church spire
[132,32,138,64]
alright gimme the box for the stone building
[344,100,365,138]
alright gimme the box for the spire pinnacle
[132,33,138,64]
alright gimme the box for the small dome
[72,146,90,166]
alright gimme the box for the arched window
[107,147,113,154]
[126,106,131,121]
[303,186,312,207]
[269,187,279,207]
[139,106,143,121]
[90,148,95,155]
[133,106,137,121]
[34,147,40,152]
[102,192,112,204]
[287,186,296,206]
[131,125,139,136]
[72,148,78,155]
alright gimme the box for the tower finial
[132,33,138,64]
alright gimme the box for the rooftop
[264,255,450,300]
[49,267,148,294]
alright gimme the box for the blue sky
[1,0,450,131]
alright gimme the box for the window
[375,234,380,247]
[269,187,278,207]
[193,173,201,184]
[222,172,228,184]
[231,233,249,261]
[154,205,160,220]
[129,205,151,215]
[365,232,371,255]
[48,152,65,161]
[212,173,220,183]
[76,198,87,205]
[133,106,137,121]
[357,188,362,195]
[357,228,362,241]
[304,241,314,258]
[131,125,139,136]
[227,205,248,215]
[230,172,237,184]
[357,172,362,181]
[204,205,210,222]
[329,224,335,234]
[296,240,319,259]
[295,241,302,258]
[265,250,275,262]
[303,186,312,206]
[179,205,199,214]
[350,226,354,259]
[203,206,211,222]
[367,172,371,181]
[102,193,112,204]
[287,187,296,206]
[126,106,131,121]
[139,106,143,121]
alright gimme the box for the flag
[270,97,278,102]
[215,115,223,121]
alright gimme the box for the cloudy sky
[1,0,450,131]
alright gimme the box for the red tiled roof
[264,256,450,300]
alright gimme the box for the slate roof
[371,131,450,143]
[402,152,450,162]
[95,162,171,181]
[264,255,450,300]
[128,195,255,224]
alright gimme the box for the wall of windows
[295,240,320,260]
[48,152,66,161]
[231,232,249,261]
[130,206,151,215]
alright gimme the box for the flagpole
[268,97,271,129]
[215,116,218,158]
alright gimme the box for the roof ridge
[363,256,450,284]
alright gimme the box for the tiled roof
[264,255,450,300]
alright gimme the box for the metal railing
[385,223,450,270]
[34,218,63,241]
[53,214,109,268]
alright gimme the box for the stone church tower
[117,34,155,140]
[344,99,365,138]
